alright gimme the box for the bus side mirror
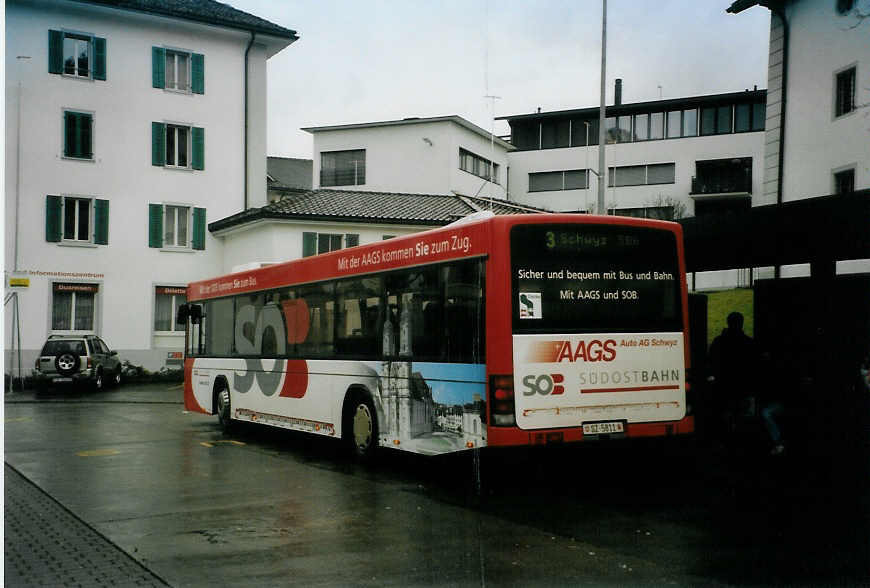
[176,303,190,325]
[189,304,203,324]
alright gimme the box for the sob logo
[522,373,565,396]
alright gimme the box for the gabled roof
[72,0,299,40]
[267,157,312,190]
[302,115,514,151]
[209,189,549,233]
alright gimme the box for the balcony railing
[690,171,751,195]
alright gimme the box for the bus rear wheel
[216,383,233,433]
[345,393,378,460]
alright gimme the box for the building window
[541,119,570,149]
[835,67,856,117]
[529,170,587,192]
[700,107,716,135]
[166,125,189,168]
[717,105,733,134]
[649,112,664,140]
[152,47,204,94]
[682,109,698,137]
[607,163,675,187]
[321,149,366,187]
[164,205,190,248]
[48,30,106,80]
[834,168,855,194]
[63,197,91,241]
[63,110,93,159]
[148,204,205,249]
[302,232,359,257]
[459,148,499,183]
[751,103,765,131]
[45,196,108,245]
[151,123,204,170]
[155,287,187,332]
[666,111,681,138]
[571,119,598,147]
[52,283,97,332]
[165,50,190,92]
[633,113,649,141]
[64,33,91,77]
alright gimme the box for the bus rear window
[511,224,682,334]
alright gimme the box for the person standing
[708,311,759,440]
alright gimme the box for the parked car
[32,335,122,392]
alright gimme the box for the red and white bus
[179,213,693,457]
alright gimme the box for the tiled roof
[73,0,298,39]
[209,189,549,232]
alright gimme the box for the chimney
[614,78,622,106]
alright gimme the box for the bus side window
[335,277,382,357]
[297,282,334,357]
[384,266,441,361]
[444,260,485,364]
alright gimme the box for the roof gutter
[244,31,255,210]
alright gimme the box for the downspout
[772,6,788,278]
[244,32,256,210]
[772,6,788,207]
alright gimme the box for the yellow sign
[8,278,29,288]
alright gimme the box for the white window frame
[163,204,192,249]
[61,195,94,243]
[154,287,187,334]
[165,124,191,169]
[165,49,192,93]
[833,63,857,119]
[50,285,99,334]
[62,31,93,79]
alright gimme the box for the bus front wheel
[345,392,378,460]
[216,383,233,433]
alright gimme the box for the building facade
[5,0,297,373]
[728,0,869,276]
[500,88,768,218]
[303,116,512,201]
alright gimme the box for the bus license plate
[583,421,624,435]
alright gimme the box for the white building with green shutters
[5,0,298,373]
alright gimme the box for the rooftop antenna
[483,0,500,209]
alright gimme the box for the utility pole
[597,0,607,215]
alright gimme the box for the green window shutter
[345,234,359,248]
[94,199,109,245]
[93,37,106,80]
[148,204,163,248]
[192,208,206,250]
[79,113,92,158]
[63,111,72,157]
[45,196,62,242]
[191,127,204,170]
[48,30,63,74]
[302,232,317,257]
[191,53,204,94]
[151,122,165,166]
[151,47,165,88]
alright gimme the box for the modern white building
[727,0,869,276]
[303,116,513,201]
[4,0,298,373]
[500,87,768,218]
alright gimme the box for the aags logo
[522,373,565,396]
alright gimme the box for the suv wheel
[55,353,80,376]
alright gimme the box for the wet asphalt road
[5,382,869,586]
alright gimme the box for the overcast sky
[227,0,772,160]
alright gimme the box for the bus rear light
[490,374,516,427]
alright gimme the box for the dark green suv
[33,335,123,392]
